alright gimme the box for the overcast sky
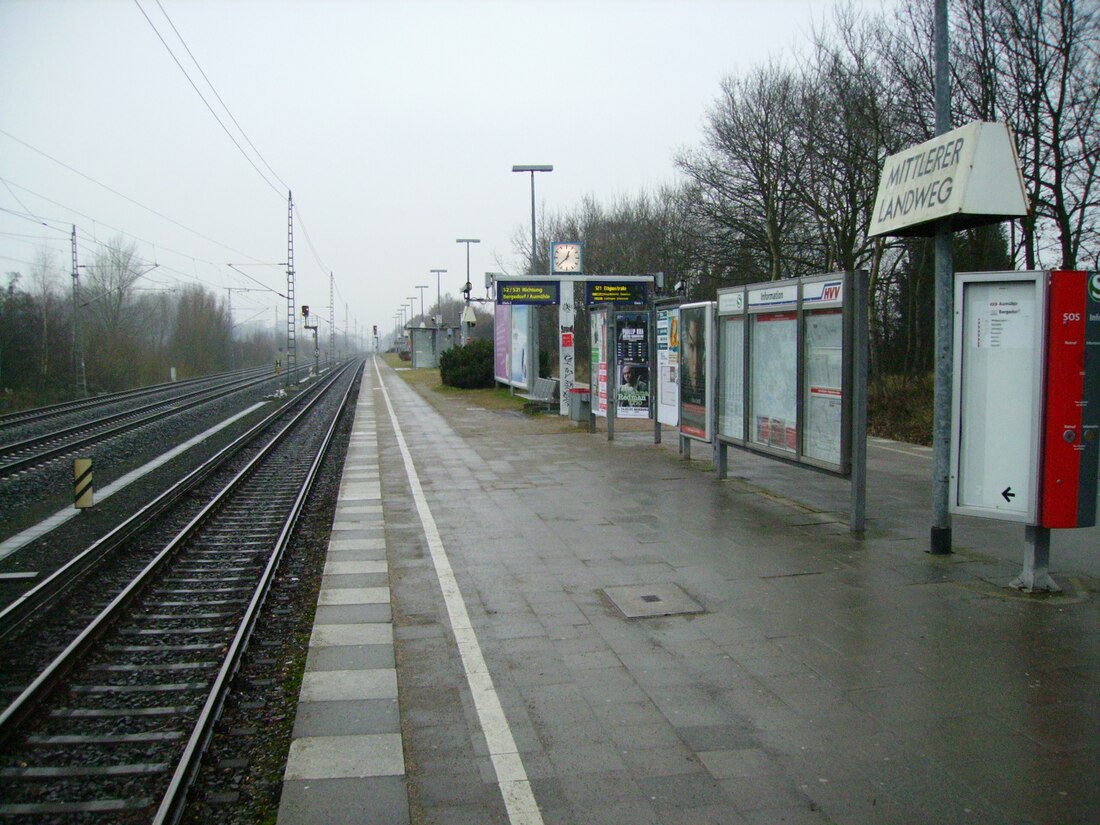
[1,0,886,345]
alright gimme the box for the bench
[517,377,559,411]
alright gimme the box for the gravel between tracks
[178,373,359,824]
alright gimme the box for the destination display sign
[586,281,648,306]
[497,281,560,305]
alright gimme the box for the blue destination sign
[586,281,648,306]
[497,281,560,305]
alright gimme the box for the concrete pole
[930,0,954,554]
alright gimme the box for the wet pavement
[287,357,1100,825]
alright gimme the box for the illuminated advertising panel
[679,302,713,441]
[591,308,609,417]
[656,308,679,426]
[615,312,650,419]
[494,303,510,384]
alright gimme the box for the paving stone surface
[280,359,1100,825]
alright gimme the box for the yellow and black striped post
[74,458,93,509]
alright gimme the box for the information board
[615,312,650,419]
[750,311,798,453]
[803,310,843,465]
[953,275,1041,521]
[656,308,679,426]
[718,315,744,441]
[717,273,854,475]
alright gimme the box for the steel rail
[0,361,357,747]
[0,366,266,430]
[154,360,360,825]
[0,365,307,477]
[0,365,335,638]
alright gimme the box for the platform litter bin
[568,385,591,422]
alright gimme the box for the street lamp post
[415,285,429,325]
[455,238,480,345]
[430,269,447,328]
[511,165,552,274]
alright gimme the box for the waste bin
[568,385,591,422]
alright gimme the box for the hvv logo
[805,280,844,304]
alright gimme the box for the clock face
[553,242,582,273]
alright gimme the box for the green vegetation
[439,338,495,389]
[869,374,934,446]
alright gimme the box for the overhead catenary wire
[132,0,284,199]
[151,0,291,195]
[0,131,269,265]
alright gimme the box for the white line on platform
[373,359,543,825]
[0,402,268,562]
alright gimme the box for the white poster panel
[510,305,531,390]
[718,315,744,440]
[956,279,1039,518]
[803,310,843,465]
[750,311,798,454]
[494,303,511,384]
[656,308,680,426]
[591,309,609,418]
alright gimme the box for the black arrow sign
[1001,487,1015,502]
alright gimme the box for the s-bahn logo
[1089,272,1100,303]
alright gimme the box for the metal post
[70,226,86,399]
[456,241,480,345]
[431,269,447,328]
[286,191,296,387]
[930,0,953,554]
[1012,526,1060,592]
[851,269,869,534]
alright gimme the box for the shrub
[868,373,934,445]
[439,338,495,388]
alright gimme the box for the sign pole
[930,0,954,554]
[850,270,869,534]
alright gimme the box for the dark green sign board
[497,281,560,305]
[586,281,649,306]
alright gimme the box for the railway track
[0,367,267,432]
[0,366,304,479]
[0,359,362,823]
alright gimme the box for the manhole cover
[600,584,704,618]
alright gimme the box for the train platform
[279,356,1099,825]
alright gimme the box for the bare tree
[29,246,62,383]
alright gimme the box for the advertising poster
[510,305,530,389]
[803,310,843,465]
[615,312,650,419]
[656,308,679,426]
[750,311,798,453]
[718,316,744,440]
[591,309,609,417]
[494,303,511,384]
[680,304,710,439]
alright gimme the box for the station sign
[869,120,1028,238]
[497,281,560,305]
